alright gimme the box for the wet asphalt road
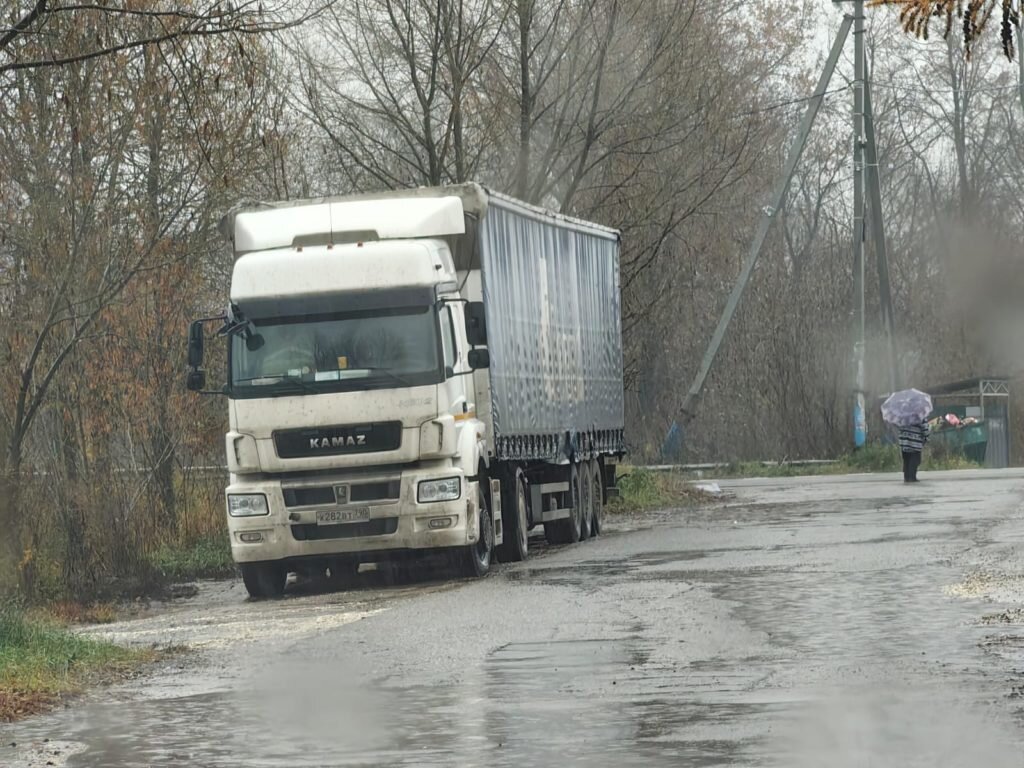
[6,469,1024,767]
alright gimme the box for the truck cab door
[439,302,472,419]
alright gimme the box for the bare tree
[295,0,504,190]
[0,9,281,592]
[0,0,326,73]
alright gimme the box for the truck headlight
[417,477,461,503]
[227,494,269,517]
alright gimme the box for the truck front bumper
[225,467,477,564]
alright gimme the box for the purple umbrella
[881,388,933,427]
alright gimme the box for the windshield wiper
[233,374,318,394]
[357,367,414,388]
[234,368,414,391]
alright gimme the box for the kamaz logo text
[309,435,367,449]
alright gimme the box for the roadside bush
[149,535,235,582]
[14,471,228,603]
[845,444,902,472]
[615,468,664,508]
[611,467,711,513]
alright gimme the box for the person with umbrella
[881,389,932,483]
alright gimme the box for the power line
[737,86,852,118]
[734,77,1021,123]
[868,80,1023,95]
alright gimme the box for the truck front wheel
[498,467,529,563]
[460,482,493,578]
[240,561,288,600]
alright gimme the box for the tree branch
[0,0,48,51]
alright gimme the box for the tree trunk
[515,0,532,199]
[0,468,24,593]
[152,398,178,534]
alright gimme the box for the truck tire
[240,561,287,599]
[580,460,593,541]
[498,467,529,562]
[545,463,582,545]
[460,481,493,578]
[590,459,604,536]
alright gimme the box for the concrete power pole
[864,57,899,396]
[675,7,899,451]
[677,15,853,424]
[851,0,868,448]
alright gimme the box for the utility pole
[675,7,899,446]
[677,14,853,422]
[851,0,867,448]
[864,56,899,394]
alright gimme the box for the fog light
[239,532,264,543]
[428,516,454,530]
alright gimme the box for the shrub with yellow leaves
[869,0,1021,59]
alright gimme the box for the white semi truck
[186,183,625,598]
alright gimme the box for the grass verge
[37,601,120,625]
[148,535,236,582]
[0,602,155,722]
[609,467,715,514]
[610,444,982,512]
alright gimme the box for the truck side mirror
[245,332,265,352]
[186,369,207,392]
[468,349,490,370]
[465,302,487,346]
[188,321,205,368]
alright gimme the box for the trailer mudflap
[602,463,619,502]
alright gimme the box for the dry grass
[41,602,120,625]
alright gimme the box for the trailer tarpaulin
[479,196,624,461]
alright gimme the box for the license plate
[316,507,370,526]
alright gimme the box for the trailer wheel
[498,467,529,562]
[545,463,583,545]
[240,561,287,600]
[580,461,593,541]
[460,481,493,577]
[589,460,603,536]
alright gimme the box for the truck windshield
[229,306,442,397]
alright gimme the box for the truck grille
[290,518,399,540]
[350,480,401,502]
[273,422,402,459]
[283,480,401,508]
[282,487,336,507]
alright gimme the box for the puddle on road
[6,490,1024,767]
[478,639,764,767]
[495,498,1024,765]
[505,550,710,589]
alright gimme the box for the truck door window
[441,305,457,372]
